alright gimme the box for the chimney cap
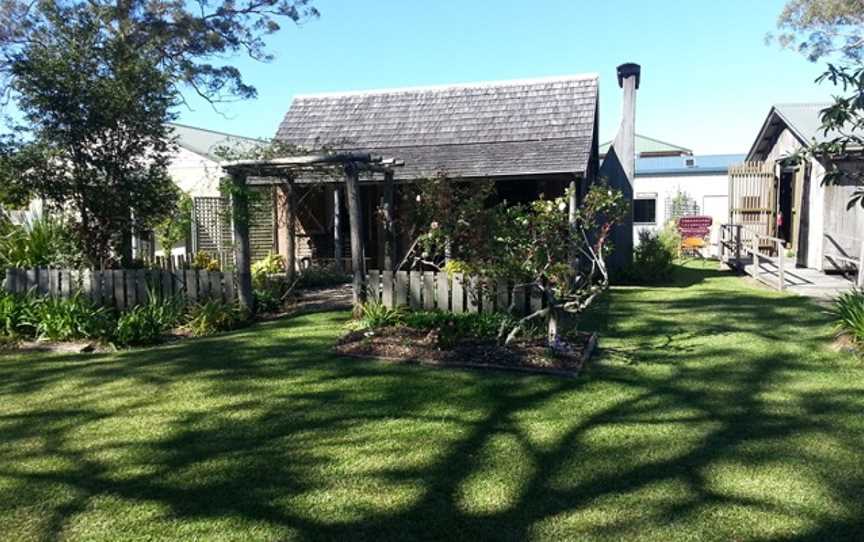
[617,63,641,89]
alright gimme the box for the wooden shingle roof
[275,75,598,180]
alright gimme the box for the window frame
[633,194,658,225]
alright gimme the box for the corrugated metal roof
[275,74,599,180]
[635,154,745,176]
[168,122,263,161]
[773,103,835,144]
[600,134,691,156]
[746,103,846,161]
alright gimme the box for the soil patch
[335,326,597,377]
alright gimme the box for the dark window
[634,199,656,224]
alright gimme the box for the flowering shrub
[397,175,627,347]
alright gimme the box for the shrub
[295,265,351,289]
[353,299,405,330]
[24,294,114,341]
[253,288,282,313]
[185,300,244,337]
[0,215,83,268]
[191,251,220,271]
[252,251,285,288]
[0,291,35,337]
[401,310,526,346]
[114,294,183,347]
[617,229,677,285]
[830,289,864,345]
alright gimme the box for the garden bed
[335,326,597,377]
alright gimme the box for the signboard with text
[677,216,712,238]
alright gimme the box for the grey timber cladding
[276,75,598,180]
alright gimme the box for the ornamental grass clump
[829,289,864,346]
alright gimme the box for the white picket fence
[3,268,236,310]
[357,270,542,316]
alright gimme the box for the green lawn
[2,261,864,541]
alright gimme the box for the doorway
[777,169,794,245]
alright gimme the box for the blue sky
[148,1,842,154]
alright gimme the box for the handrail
[720,223,786,291]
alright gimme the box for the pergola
[221,152,404,311]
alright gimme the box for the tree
[403,176,627,349]
[7,4,179,267]
[772,1,864,207]
[0,0,319,105]
[772,0,864,62]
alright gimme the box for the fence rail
[357,270,540,316]
[3,268,236,309]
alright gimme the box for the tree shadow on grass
[1,267,864,540]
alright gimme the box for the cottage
[253,67,639,271]
[730,103,864,272]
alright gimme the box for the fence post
[735,225,742,262]
[752,237,760,281]
[858,240,864,288]
[777,240,785,291]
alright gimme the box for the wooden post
[777,240,785,291]
[231,171,254,313]
[382,171,396,271]
[333,185,343,272]
[277,179,297,283]
[752,237,760,281]
[344,165,366,304]
[858,240,864,288]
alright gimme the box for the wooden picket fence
[356,270,542,316]
[3,268,237,310]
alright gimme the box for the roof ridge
[329,135,592,151]
[773,101,832,108]
[293,73,599,99]
[631,133,692,151]
[167,122,264,143]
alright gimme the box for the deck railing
[719,224,787,291]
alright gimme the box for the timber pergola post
[344,163,365,304]
[277,177,297,283]
[221,152,404,313]
[382,170,396,271]
[229,171,255,313]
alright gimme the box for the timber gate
[728,162,776,250]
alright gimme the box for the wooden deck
[726,255,856,300]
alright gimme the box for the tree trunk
[547,306,573,350]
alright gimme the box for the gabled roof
[635,154,746,176]
[275,74,599,180]
[600,134,692,157]
[168,122,263,161]
[746,103,841,161]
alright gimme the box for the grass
[1,260,863,541]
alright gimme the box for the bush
[0,215,83,268]
[191,251,220,271]
[617,229,677,285]
[253,288,282,313]
[114,294,183,347]
[0,291,35,337]
[830,289,864,345]
[252,251,285,288]
[403,310,523,345]
[353,299,406,330]
[24,294,114,341]
[295,265,351,289]
[185,300,244,337]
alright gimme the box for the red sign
[677,216,712,238]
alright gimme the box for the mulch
[335,326,597,377]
